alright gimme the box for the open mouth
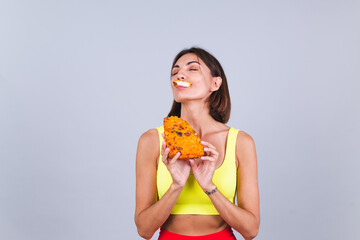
[173,80,192,88]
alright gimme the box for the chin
[174,96,203,103]
[173,89,209,103]
[173,97,187,103]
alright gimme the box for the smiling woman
[168,49,231,124]
[135,47,260,240]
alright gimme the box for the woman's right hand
[161,134,190,188]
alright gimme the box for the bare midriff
[162,214,230,236]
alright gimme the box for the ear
[211,77,222,91]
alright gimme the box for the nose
[176,68,187,80]
[176,69,186,80]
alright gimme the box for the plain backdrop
[0,0,359,239]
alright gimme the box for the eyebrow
[172,61,201,69]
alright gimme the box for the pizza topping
[173,80,192,88]
[164,116,204,159]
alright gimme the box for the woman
[135,47,260,240]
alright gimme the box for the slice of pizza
[163,116,204,159]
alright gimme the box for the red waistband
[158,227,236,240]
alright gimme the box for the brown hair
[167,47,231,123]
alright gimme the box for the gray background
[1,0,359,239]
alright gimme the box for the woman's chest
[200,130,230,169]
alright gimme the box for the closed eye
[188,63,199,71]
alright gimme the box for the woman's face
[170,53,221,103]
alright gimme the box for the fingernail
[204,147,208,151]
[201,156,205,159]
[201,141,205,144]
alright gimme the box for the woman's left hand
[189,141,219,192]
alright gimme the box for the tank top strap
[156,126,164,149]
[226,127,240,164]
[156,126,165,168]
[215,127,239,172]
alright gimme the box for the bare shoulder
[236,130,256,147]
[235,130,257,165]
[138,128,159,144]
[136,128,160,164]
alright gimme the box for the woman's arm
[210,131,260,239]
[190,131,260,240]
[134,129,189,239]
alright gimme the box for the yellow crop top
[156,126,239,215]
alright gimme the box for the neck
[180,100,219,137]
